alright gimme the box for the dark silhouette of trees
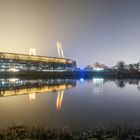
[128,64,135,71]
[114,80,139,88]
[116,61,126,71]
[114,61,140,72]
[135,63,139,71]
[138,86,140,92]
[119,81,126,88]
[128,63,139,71]
[115,80,126,88]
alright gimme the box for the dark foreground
[1,124,140,140]
[0,70,140,79]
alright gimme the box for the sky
[0,0,140,67]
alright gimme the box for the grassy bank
[1,124,140,140]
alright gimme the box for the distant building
[85,62,108,71]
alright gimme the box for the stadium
[0,52,77,72]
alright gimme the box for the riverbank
[1,124,140,140]
[0,70,140,79]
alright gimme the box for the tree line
[113,61,140,71]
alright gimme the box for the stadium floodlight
[29,48,36,56]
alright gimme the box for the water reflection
[0,78,140,130]
[92,78,104,103]
[112,79,140,89]
[137,86,140,92]
[0,78,76,109]
[0,79,76,99]
[1,78,140,96]
[29,92,36,100]
[92,78,140,93]
[93,78,104,93]
[56,90,64,110]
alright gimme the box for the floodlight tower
[56,42,65,58]
[29,48,36,56]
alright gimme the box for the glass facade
[0,52,77,72]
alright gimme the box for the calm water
[0,78,140,131]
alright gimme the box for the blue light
[80,78,84,82]
[80,67,84,70]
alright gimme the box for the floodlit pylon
[56,42,65,58]
[29,48,36,56]
[57,42,61,57]
[59,43,64,58]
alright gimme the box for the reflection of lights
[93,78,104,93]
[8,68,19,72]
[1,84,72,97]
[80,78,84,82]
[29,92,36,100]
[56,90,64,110]
[8,78,19,83]
[93,78,104,85]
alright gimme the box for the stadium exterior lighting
[80,78,84,82]
[93,68,104,71]
[8,68,19,72]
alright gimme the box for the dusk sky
[0,0,140,67]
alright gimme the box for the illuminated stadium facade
[0,52,77,72]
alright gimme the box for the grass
[0,124,140,140]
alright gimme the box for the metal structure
[29,48,36,56]
[0,52,76,71]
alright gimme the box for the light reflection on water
[93,78,104,93]
[29,92,36,100]
[56,90,64,110]
[0,78,140,131]
[0,78,76,110]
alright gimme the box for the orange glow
[29,92,36,100]
[56,90,64,110]
[0,84,72,97]
[0,52,73,64]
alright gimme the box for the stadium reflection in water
[0,78,76,109]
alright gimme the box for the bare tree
[128,63,139,71]
[128,64,134,71]
[135,63,139,71]
[116,61,126,71]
